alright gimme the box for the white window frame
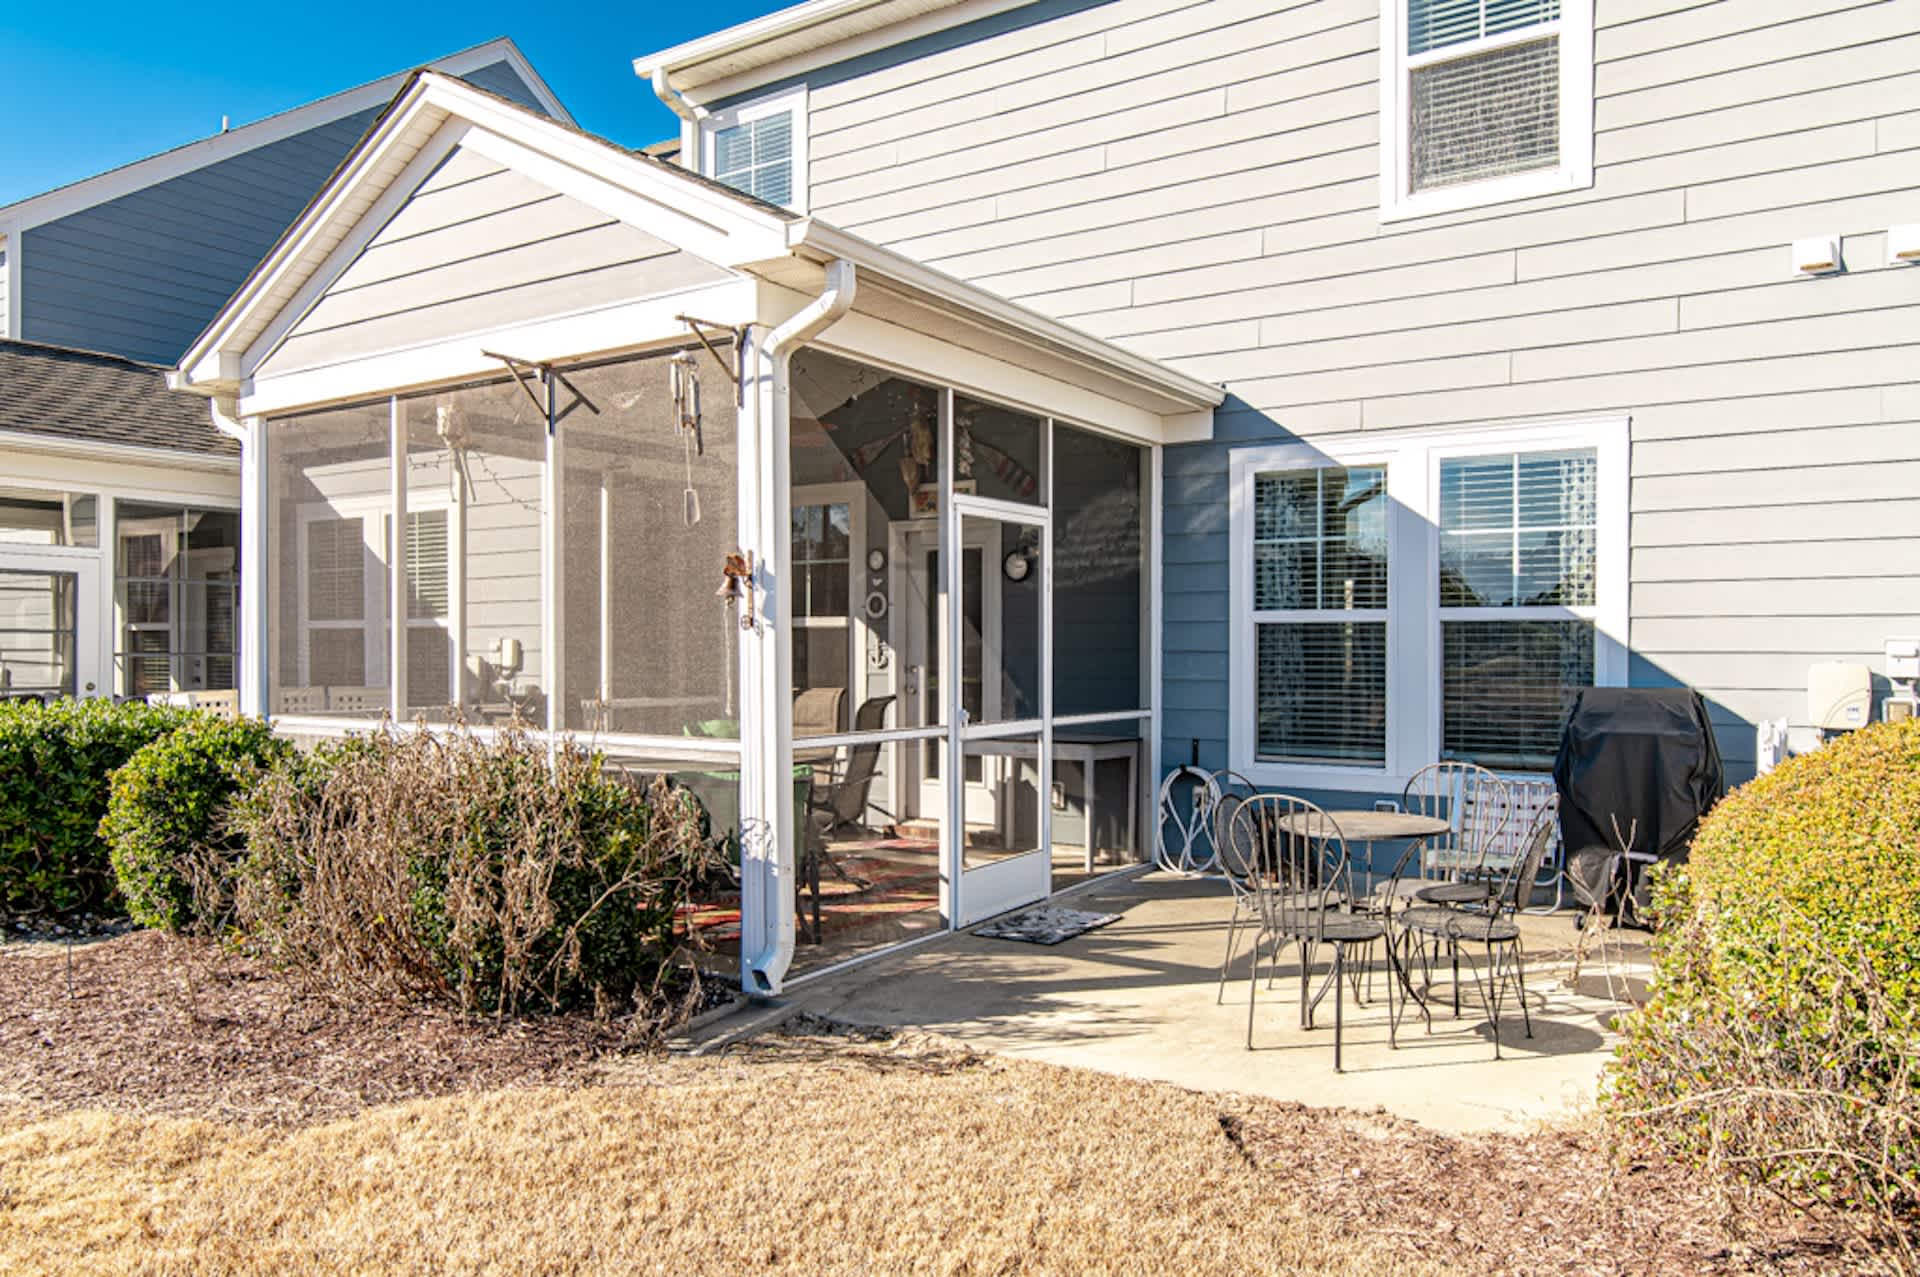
[1228,415,1627,792]
[1378,0,1595,223]
[791,482,866,721]
[699,85,808,213]
[295,493,454,691]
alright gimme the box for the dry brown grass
[2,1048,1438,1277]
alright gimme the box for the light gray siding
[18,62,552,366]
[789,0,1920,785]
[260,145,731,377]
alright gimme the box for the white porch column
[213,399,269,718]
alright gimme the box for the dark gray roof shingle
[0,339,236,458]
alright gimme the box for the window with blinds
[1401,0,1567,198]
[1252,466,1389,764]
[1439,449,1597,771]
[712,111,794,207]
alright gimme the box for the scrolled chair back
[1225,793,1353,940]
[1402,761,1513,878]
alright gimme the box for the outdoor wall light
[1888,225,1920,266]
[1791,235,1843,275]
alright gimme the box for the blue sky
[0,1,791,206]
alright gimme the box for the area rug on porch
[972,906,1121,946]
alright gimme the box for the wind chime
[669,351,703,528]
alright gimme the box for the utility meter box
[1888,638,1920,683]
[1808,661,1873,731]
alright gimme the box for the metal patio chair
[1207,768,1261,1005]
[1229,794,1396,1072]
[1391,797,1558,1060]
[1375,762,1514,912]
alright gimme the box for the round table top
[1273,809,1451,842]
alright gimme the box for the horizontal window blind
[1440,449,1595,606]
[1253,466,1388,610]
[305,517,363,623]
[1409,0,1560,55]
[405,510,449,620]
[1411,36,1560,192]
[1257,623,1388,764]
[1441,619,1593,771]
[714,111,793,207]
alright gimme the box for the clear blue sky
[0,1,792,206]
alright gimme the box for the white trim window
[701,87,807,211]
[1379,0,1594,221]
[1229,417,1627,791]
[296,499,453,692]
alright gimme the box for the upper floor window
[1381,0,1593,221]
[702,87,806,211]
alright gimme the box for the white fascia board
[236,278,756,418]
[762,283,1165,444]
[667,0,1035,107]
[0,427,240,476]
[635,0,969,89]
[787,220,1224,416]
[0,39,559,233]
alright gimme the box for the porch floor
[788,870,1650,1134]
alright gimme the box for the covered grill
[1552,687,1725,924]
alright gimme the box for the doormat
[973,906,1121,946]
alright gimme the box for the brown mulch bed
[0,935,1881,1274]
[0,929,657,1126]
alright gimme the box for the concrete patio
[787,870,1650,1134]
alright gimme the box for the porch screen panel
[397,404,465,718]
[267,402,392,717]
[1051,424,1146,717]
[558,347,739,738]
[788,347,944,735]
[115,503,238,697]
[956,394,1044,509]
[0,487,97,547]
[0,569,77,698]
[404,380,545,726]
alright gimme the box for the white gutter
[740,256,856,997]
[649,67,705,167]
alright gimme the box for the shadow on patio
[788,870,1648,1134]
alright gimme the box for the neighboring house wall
[260,146,730,377]
[17,61,553,366]
[748,0,1920,785]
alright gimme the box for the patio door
[0,550,99,699]
[897,519,1003,828]
[946,498,1050,927]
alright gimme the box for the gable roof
[174,70,1221,421]
[0,38,571,233]
[0,340,235,459]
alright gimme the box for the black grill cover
[1553,687,1725,918]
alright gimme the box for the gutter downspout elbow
[740,257,856,998]
[649,69,703,164]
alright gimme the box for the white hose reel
[1154,764,1222,876]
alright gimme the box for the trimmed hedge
[227,724,720,1015]
[101,715,291,932]
[1607,717,1920,1224]
[0,699,195,914]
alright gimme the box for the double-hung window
[1230,419,1625,789]
[1250,467,1390,765]
[1380,0,1593,220]
[702,87,806,211]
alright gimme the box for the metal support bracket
[675,315,745,406]
[481,349,554,425]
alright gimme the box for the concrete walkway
[789,870,1650,1134]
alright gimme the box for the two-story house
[0,38,565,705]
[170,0,1920,993]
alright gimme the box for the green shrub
[1607,717,1920,1241]
[0,698,196,914]
[101,715,290,932]
[227,723,720,1016]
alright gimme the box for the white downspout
[649,69,704,168]
[739,257,856,997]
[209,396,268,718]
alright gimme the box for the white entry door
[0,550,100,700]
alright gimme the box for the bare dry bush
[224,722,720,1019]
[1609,908,1920,1273]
